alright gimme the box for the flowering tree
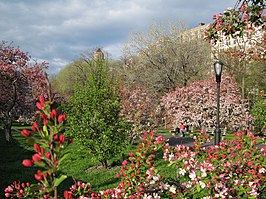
[119,82,162,142]
[205,0,265,44]
[0,41,48,143]
[160,74,253,131]
[204,0,265,99]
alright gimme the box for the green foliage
[64,59,129,167]
[251,98,266,132]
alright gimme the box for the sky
[0,0,237,74]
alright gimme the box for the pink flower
[155,135,164,144]
[122,160,128,166]
[21,129,31,137]
[241,4,249,12]
[5,193,11,198]
[32,153,41,162]
[5,186,13,192]
[128,152,134,157]
[243,13,249,20]
[22,159,33,167]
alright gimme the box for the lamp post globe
[213,60,223,145]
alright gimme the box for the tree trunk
[4,117,13,143]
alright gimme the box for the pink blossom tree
[0,41,48,143]
[160,74,253,131]
[119,82,162,141]
[205,0,265,44]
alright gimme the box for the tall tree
[0,41,48,143]
[64,56,128,168]
[122,21,212,93]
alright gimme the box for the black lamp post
[213,60,223,145]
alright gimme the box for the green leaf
[26,137,36,145]
[54,175,67,187]
[58,153,69,165]
[34,161,46,167]
[196,183,201,192]
[43,125,48,137]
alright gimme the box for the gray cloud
[0,0,236,74]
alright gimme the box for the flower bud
[31,122,39,131]
[59,134,65,144]
[50,109,57,119]
[22,159,33,167]
[34,170,43,181]
[45,152,51,160]
[58,114,66,123]
[53,134,59,141]
[34,143,41,153]
[32,153,41,162]
[39,95,45,103]
[21,129,31,137]
[36,102,44,110]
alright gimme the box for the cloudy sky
[1,0,237,74]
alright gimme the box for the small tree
[161,74,253,131]
[251,91,266,133]
[65,58,128,168]
[119,82,162,142]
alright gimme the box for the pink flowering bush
[163,131,266,198]
[161,74,253,130]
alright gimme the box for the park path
[157,134,265,150]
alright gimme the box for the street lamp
[213,60,223,145]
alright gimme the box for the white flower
[199,181,206,189]
[153,175,160,182]
[201,169,207,178]
[150,180,155,185]
[169,185,176,194]
[143,194,153,199]
[168,153,174,161]
[259,167,265,173]
[163,183,170,190]
[189,171,197,181]
[186,181,192,188]
[152,193,161,199]
[179,168,186,176]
